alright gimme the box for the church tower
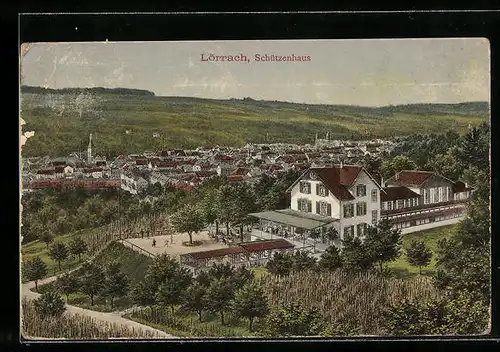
[87,133,94,163]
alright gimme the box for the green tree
[39,230,54,249]
[103,262,129,309]
[48,242,69,272]
[55,272,80,303]
[79,262,105,306]
[266,252,294,276]
[22,256,48,291]
[291,251,317,272]
[232,282,268,331]
[170,203,205,245]
[131,279,158,307]
[318,245,343,271]
[381,155,418,179]
[260,302,324,337]
[156,279,184,315]
[406,241,433,275]
[232,266,255,290]
[33,290,66,318]
[68,237,88,263]
[200,188,221,236]
[340,234,373,272]
[364,219,402,274]
[206,277,235,325]
[182,281,208,322]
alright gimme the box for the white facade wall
[400,216,465,234]
[290,180,340,217]
[338,171,381,240]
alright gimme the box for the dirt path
[21,273,177,339]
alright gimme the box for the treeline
[21,85,155,96]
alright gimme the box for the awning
[248,208,338,230]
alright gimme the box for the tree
[206,277,235,325]
[33,290,66,318]
[79,262,105,306]
[39,230,54,249]
[182,281,208,322]
[55,272,80,303]
[232,282,268,331]
[363,219,402,274]
[22,256,48,291]
[170,203,205,245]
[68,237,88,263]
[323,227,339,246]
[156,279,184,315]
[260,302,324,337]
[291,251,317,272]
[340,234,373,272]
[381,155,418,179]
[229,183,257,241]
[131,280,158,307]
[266,252,294,276]
[318,245,343,271]
[406,241,433,275]
[232,266,255,290]
[200,188,220,236]
[48,242,69,272]
[103,262,129,309]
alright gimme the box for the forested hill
[20,87,489,158]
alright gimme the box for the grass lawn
[127,306,260,338]
[387,224,458,279]
[251,266,269,279]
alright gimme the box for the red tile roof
[195,171,217,178]
[232,167,250,176]
[381,186,420,202]
[155,161,179,167]
[136,159,148,165]
[183,247,247,260]
[387,171,434,187]
[37,169,55,175]
[228,175,245,183]
[453,181,474,193]
[239,239,294,252]
[309,165,363,200]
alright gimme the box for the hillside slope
[20,86,489,158]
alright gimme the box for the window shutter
[316,184,320,196]
[297,199,300,211]
[308,200,312,212]
[327,203,331,216]
[316,201,320,214]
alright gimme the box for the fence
[120,239,156,258]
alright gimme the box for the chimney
[395,172,399,180]
[380,176,384,187]
[339,160,343,169]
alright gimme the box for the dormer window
[356,184,366,197]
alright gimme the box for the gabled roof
[386,170,454,187]
[285,165,385,201]
[381,186,420,202]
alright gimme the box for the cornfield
[260,270,442,335]
[130,307,243,338]
[21,298,161,339]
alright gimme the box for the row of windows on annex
[382,197,420,211]
[391,211,462,230]
[423,186,453,205]
[299,181,378,201]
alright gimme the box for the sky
[20,39,490,107]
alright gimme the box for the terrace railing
[120,239,156,258]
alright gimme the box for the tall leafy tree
[380,155,418,180]
[33,290,66,318]
[56,272,80,303]
[363,219,402,273]
[170,203,205,245]
[79,262,105,306]
[182,281,208,322]
[232,282,268,331]
[48,242,69,271]
[340,234,373,272]
[102,262,129,309]
[22,256,48,291]
[266,252,294,276]
[68,237,88,263]
[39,230,54,249]
[291,251,317,272]
[156,279,184,315]
[406,241,433,275]
[206,277,235,325]
[318,245,343,271]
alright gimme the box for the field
[20,87,489,158]
[387,224,457,278]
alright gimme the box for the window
[387,201,393,210]
[343,204,354,218]
[430,188,436,203]
[372,210,378,224]
[414,198,419,206]
[438,187,444,202]
[316,201,332,216]
[397,199,404,209]
[299,181,311,194]
[445,187,450,202]
[316,184,328,197]
[356,184,366,197]
[356,202,367,216]
[343,225,354,238]
[298,198,311,212]
[424,189,430,204]
[371,189,378,202]
[357,223,367,237]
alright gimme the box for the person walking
[152,239,156,247]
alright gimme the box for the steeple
[87,133,94,163]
